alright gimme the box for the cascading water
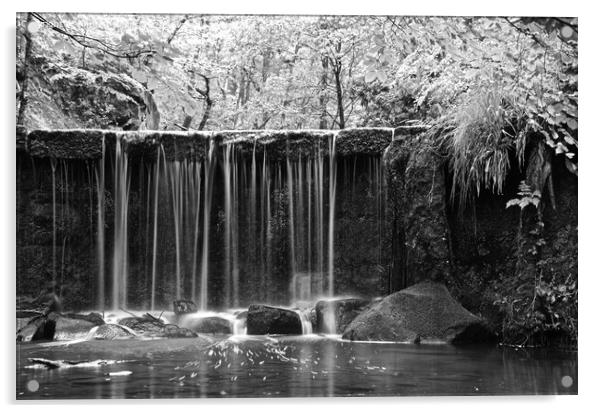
[112,136,130,310]
[323,133,338,334]
[327,133,338,298]
[100,132,341,317]
[222,140,241,308]
[150,146,161,311]
[294,309,313,335]
[50,157,57,287]
[95,137,105,310]
[199,138,216,310]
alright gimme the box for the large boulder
[315,298,370,334]
[246,305,302,335]
[342,281,495,344]
[21,58,160,130]
[49,67,160,130]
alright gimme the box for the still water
[16,335,577,399]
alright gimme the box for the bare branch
[31,12,155,59]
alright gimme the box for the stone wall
[17,128,394,310]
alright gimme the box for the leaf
[555,142,568,154]
[564,158,578,175]
[364,71,377,83]
[375,70,387,82]
[27,20,41,34]
[566,118,578,130]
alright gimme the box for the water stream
[16,337,577,399]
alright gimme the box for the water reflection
[17,336,577,399]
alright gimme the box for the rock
[49,67,160,130]
[16,310,43,333]
[315,298,370,334]
[161,324,197,338]
[342,281,495,344]
[383,129,451,290]
[173,299,198,316]
[17,312,104,342]
[118,316,165,336]
[62,312,105,325]
[51,312,103,341]
[17,316,53,342]
[118,316,196,338]
[184,316,233,335]
[88,324,136,340]
[246,304,303,335]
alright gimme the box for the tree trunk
[319,56,329,129]
[333,63,345,129]
[17,12,34,127]
[197,75,212,130]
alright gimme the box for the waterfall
[95,137,105,310]
[50,157,57,287]
[112,136,130,310]
[322,134,338,335]
[150,146,161,311]
[286,154,296,275]
[294,310,313,335]
[260,149,272,302]
[222,140,243,308]
[199,138,216,310]
[97,131,343,311]
[327,133,337,298]
[232,317,247,336]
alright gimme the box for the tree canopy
[16,13,577,199]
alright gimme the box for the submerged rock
[173,300,198,316]
[52,312,104,341]
[246,304,303,335]
[315,298,371,334]
[342,281,495,344]
[89,324,137,340]
[185,316,233,335]
[162,324,197,338]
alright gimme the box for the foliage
[496,181,577,347]
[447,88,523,207]
[506,181,541,210]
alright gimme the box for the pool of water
[16,335,577,399]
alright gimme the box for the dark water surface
[16,335,577,399]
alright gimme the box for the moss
[336,128,393,156]
[23,128,398,162]
[28,129,107,159]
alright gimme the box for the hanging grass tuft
[443,88,527,210]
